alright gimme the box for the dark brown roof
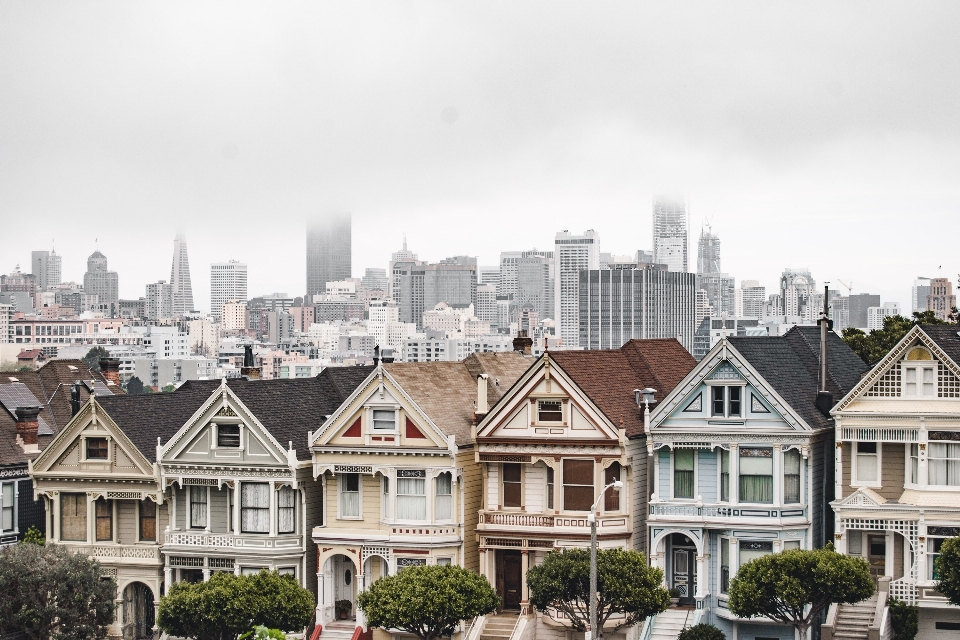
[385,353,531,446]
[921,325,960,365]
[0,359,117,468]
[550,339,697,438]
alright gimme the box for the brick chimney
[99,358,121,387]
[513,330,533,355]
[15,406,41,453]
[240,344,261,380]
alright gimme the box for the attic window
[538,400,563,423]
[86,438,108,460]
[218,425,241,448]
[373,410,395,430]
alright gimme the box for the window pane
[190,487,207,528]
[373,410,395,430]
[87,438,108,460]
[397,477,426,520]
[341,474,360,518]
[728,387,741,417]
[546,466,554,510]
[563,459,593,485]
[720,450,730,502]
[564,486,594,511]
[712,386,725,415]
[278,486,296,533]
[740,448,773,503]
[783,450,801,504]
[857,454,878,483]
[604,463,621,511]
[436,473,452,520]
[739,541,773,566]
[675,470,695,499]
[241,483,270,533]
[95,499,112,541]
[563,459,594,511]
[61,493,87,541]
[538,400,563,422]
[675,449,694,471]
[720,539,730,593]
[502,463,521,483]
[140,500,156,541]
[218,425,240,447]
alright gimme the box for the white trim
[851,441,882,488]
[670,448,698,502]
[338,472,363,520]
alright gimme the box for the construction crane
[837,279,853,295]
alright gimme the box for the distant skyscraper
[31,249,61,291]
[306,213,352,300]
[388,238,419,302]
[499,250,554,326]
[652,198,688,272]
[210,260,248,321]
[779,268,820,321]
[912,277,932,314]
[737,280,766,319]
[695,226,735,316]
[555,230,599,347]
[927,278,956,322]
[361,268,388,295]
[145,280,173,321]
[170,233,195,315]
[478,266,499,287]
[83,250,119,315]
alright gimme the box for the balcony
[477,510,629,537]
[71,544,162,564]
[163,531,303,552]
[649,502,808,524]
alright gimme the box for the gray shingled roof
[920,325,960,366]
[728,326,869,431]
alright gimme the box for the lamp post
[588,478,623,640]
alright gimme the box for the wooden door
[868,535,886,580]
[499,550,522,610]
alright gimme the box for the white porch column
[695,553,707,599]
[653,450,660,499]
[86,492,96,542]
[233,482,242,535]
[773,445,782,506]
[269,481,278,537]
[521,550,531,611]
[731,445,739,505]
[885,531,895,578]
[919,423,929,488]
[164,566,173,590]
[170,487,178,531]
[51,493,61,542]
[835,440,843,500]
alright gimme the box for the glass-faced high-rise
[306,213,352,300]
[653,198,688,273]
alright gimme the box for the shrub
[678,624,726,640]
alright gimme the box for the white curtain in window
[783,450,801,504]
[857,453,878,482]
[190,486,208,528]
[241,483,270,533]
[341,475,360,517]
[397,478,426,520]
[1,483,13,531]
[929,443,960,486]
[435,473,452,521]
[278,486,296,533]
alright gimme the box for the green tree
[678,624,726,640]
[842,312,955,365]
[82,346,110,372]
[727,547,874,639]
[162,383,177,393]
[22,525,45,545]
[935,535,960,607]
[888,598,918,640]
[125,376,147,395]
[157,571,313,640]
[357,564,499,640]
[0,542,116,640]
[526,548,668,639]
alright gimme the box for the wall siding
[209,487,229,533]
[457,449,481,572]
[698,450,717,503]
[879,443,906,500]
[658,450,670,500]
[524,464,545,513]
[116,500,137,543]
[628,438,648,555]
[486,464,499,510]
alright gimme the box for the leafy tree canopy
[935,536,960,607]
[842,311,955,365]
[125,376,149,395]
[526,548,668,639]
[887,598,918,640]
[678,623,726,640]
[23,525,45,545]
[0,542,116,640]
[357,564,498,640]
[82,346,110,372]
[157,571,313,640]
[162,383,177,393]
[728,546,874,638]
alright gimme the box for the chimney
[381,348,395,364]
[99,358,121,387]
[15,406,41,452]
[513,330,533,356]
[816,285,834,416]
[70,382,82,416]
[240,344,261,380]
[373,345,381,367]
[474,374,489,424]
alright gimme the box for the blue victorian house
[632,326,867,640]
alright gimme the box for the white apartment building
[736,280,766,319]
[868,302,901,331]
[187,318,221,355]
[476,284,498,326]
[652,197,688,272]
[221,301,248,332]
[210,260,247,321]
[422,302,475,335]
[126,326,190,359]
[554,229,599,347]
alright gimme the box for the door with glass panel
[867,535,886,580]
[670,533,697,605]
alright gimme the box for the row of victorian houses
[3,324,959,640]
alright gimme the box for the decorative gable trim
[835,486,887,507]
[342,419,362,438]
[683,393,702,412]
[405,418,427,439]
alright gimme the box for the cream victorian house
[832,325,960,638]
[473,340,694,640]
[308,352,530,632]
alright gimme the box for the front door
[868,535,886,580]
[497,550,522,610]
[672,547,696,605]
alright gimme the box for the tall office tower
[361,268,388,295]
[210,260,248,321]
[912,277,932,313]
[579,265,697,352]
[392,261,425,327]
[388,238,418,302]
[846,293,881,329]
[83,250,119,315]
[476,284,498,326]
[306,212,352,300]
[517,254,555,321]
[737,281,766,319]
[478,266,499,287]
[169,233,195,315]
[652,198,688,272]
[636,249,654,265]
[145,280,173,321]
[554,230,599,347]
[31,249,62,291]
[696,289,712,325]
[927,278,957,321]
[694,226,735,316]
[424,260,477,312]
[779,268,820,322]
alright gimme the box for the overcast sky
[2,2,958,313]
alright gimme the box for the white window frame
[501,463,523,510]
[0,481,16,534]
[852,441,882,488]
[707,382,746,419]
[782,448,802,505]
[82,435,112,462]
[719,536,732,595]
[671,449,697,501]
[435,472,453,522]
[339,473,362,520]
[370,407,398,432]
[902,362,937,398]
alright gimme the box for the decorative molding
[651,433,809,444]
[478,443,622,456]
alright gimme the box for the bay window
[910,444,919,484]
[0,482,13,532]
[502,464,521,508]
[604,462,621,511]
[855,442,879,484]
[739,448,773,503]
[340,474,360,518]
[189,486,207,528]
[739,540,773,566]
[720,538,730,594]
[61,493,87,541]
[546,467,554,510]
[95,498,112,541]
[929,442,960,486]
[435,473,452,521]
[674,450,695,499]
[783,449,801,503]
[241,483,270,533]
[720,450,730,502]
[397,470,426,521]
[563,459,594,511]
[278,486,296,533]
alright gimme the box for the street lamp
[587,478,623,640]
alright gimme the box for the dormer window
[373,409,396,430]
[86,438,108,460]
[711,386,742,418]
[903,347,936,397]
[218,425,241,448]
[538,400,563,422]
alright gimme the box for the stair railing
[821,602,839,640]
